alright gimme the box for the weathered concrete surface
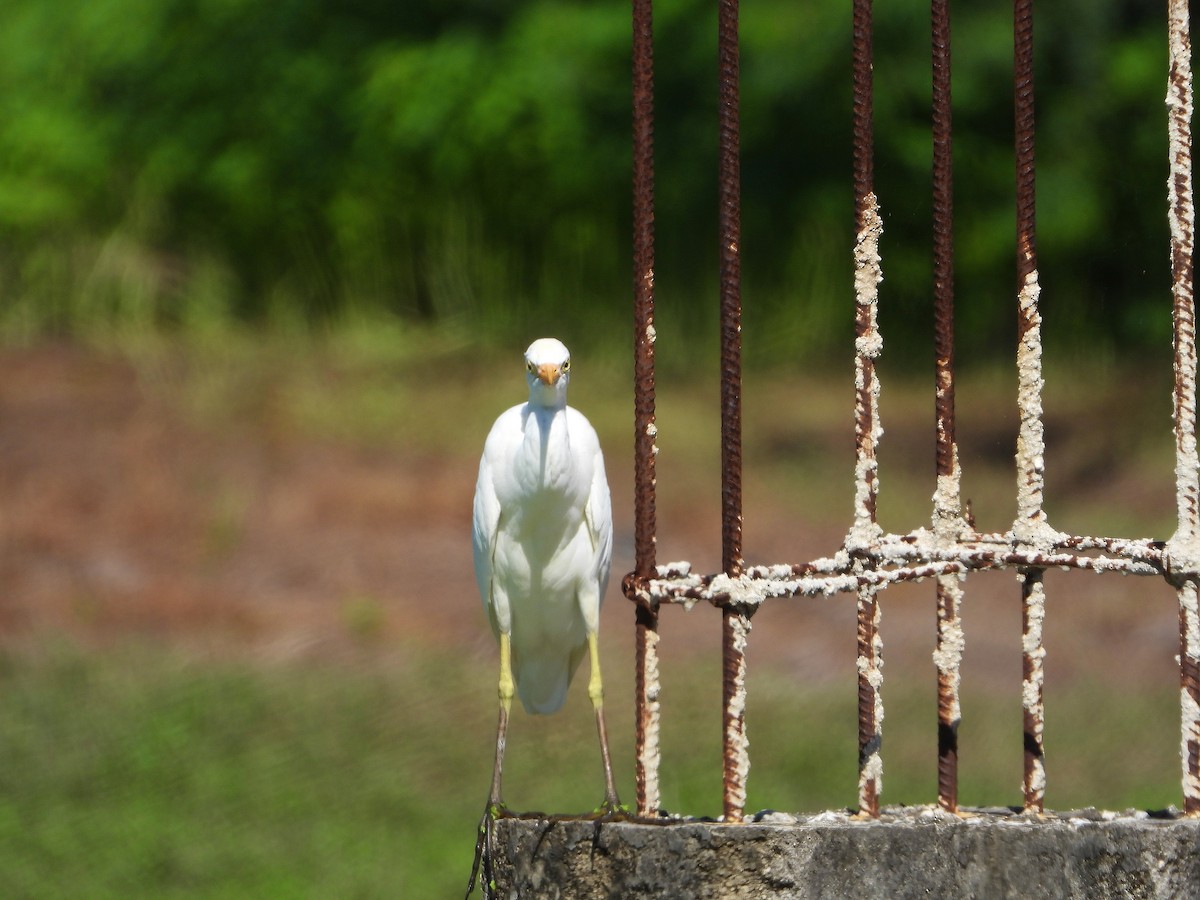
[491,808,1200,899]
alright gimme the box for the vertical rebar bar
[722,605,751,820]
[1013,0,1045,539]
[852,0,884,819]
[717,0,743,580]
[1020,569,1047,811]
[634,604,662,817]
[857,585,884,816]
[851,0,882,546]
[852,0,874,227]
[1013,0,1047,814]
[930,0,963,815]
[631,0,662,820]
[934,571,963,812]
[717,0,749,823]
[1166,0,1200,816]
[931,0,957,496]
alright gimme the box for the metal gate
[622,0,1199,822]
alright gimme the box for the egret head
[525,337,571,407]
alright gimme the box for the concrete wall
[490,808,1200,898]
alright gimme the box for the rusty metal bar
[722,606,751,820]
[852,0,874,229]
[1020,569,1047,812]
[621,0,1191,822]
[930,0,956,488]
[934,566,964,812]
[1013,0,1048,815]
[930,0,963,815]
[634,605,662,816]
[1012,0,1046,539]
[629,0,662,820]
[1166,0,1200,816]
[717,0,749,824]
[856,585,883,816]
[637,536,1166,610]
[718,5,743,581]
[852,0,884,819]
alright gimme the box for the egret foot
[465,807,493,900]
[588,798,631,820]
[465,801,516,900]
[468,648,515,900]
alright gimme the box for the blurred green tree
[0,0,1177,362]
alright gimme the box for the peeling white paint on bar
[932,445,966,749]
[856,642,884,692]
[859,752,884,800]
[1184,578,1200,665]
[1166,0,1200,814]
[858,587,884,804]
[1013,269,1061,549]
[1180,580,1200,808]
[1026,753,1047,803]
[851,191,885,550]
[639,623,662,817]
[1183,683,1200,800]
[637,536,1166,609]
[933,573,965,725]
[1022,574,1048,809]
[932,474,970,541]
[646,420,660,460]
[657,561,693,577]
[1020,579,1047,661]
[709,572,762,607]
[853,193,884,354]
[1166,0,1198,549]
[724,612,752,819]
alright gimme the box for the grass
[0,638,1182,898]
[0,641,487,898]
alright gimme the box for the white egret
[471,337,620,814]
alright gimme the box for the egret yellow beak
[537,363,562,385]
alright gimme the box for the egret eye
[562,359,571,372]
[526,360,535,374]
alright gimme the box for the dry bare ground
[0,341,1184,693]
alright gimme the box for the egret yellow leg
[587,632,621,811]
[470,633,515,899]
[587,632,604,706]
[498,631,515,712]
[489,632,515,810]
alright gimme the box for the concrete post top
[490,807,1200,899]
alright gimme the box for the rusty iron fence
[621,0,1200,822]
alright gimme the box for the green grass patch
[0,639,1184,897]
[0,641,482,898]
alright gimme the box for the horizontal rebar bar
[625,531,1169,610]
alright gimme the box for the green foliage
[0,0,1179,360]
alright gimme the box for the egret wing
[584,441,614,603]
[472,447,504,634]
